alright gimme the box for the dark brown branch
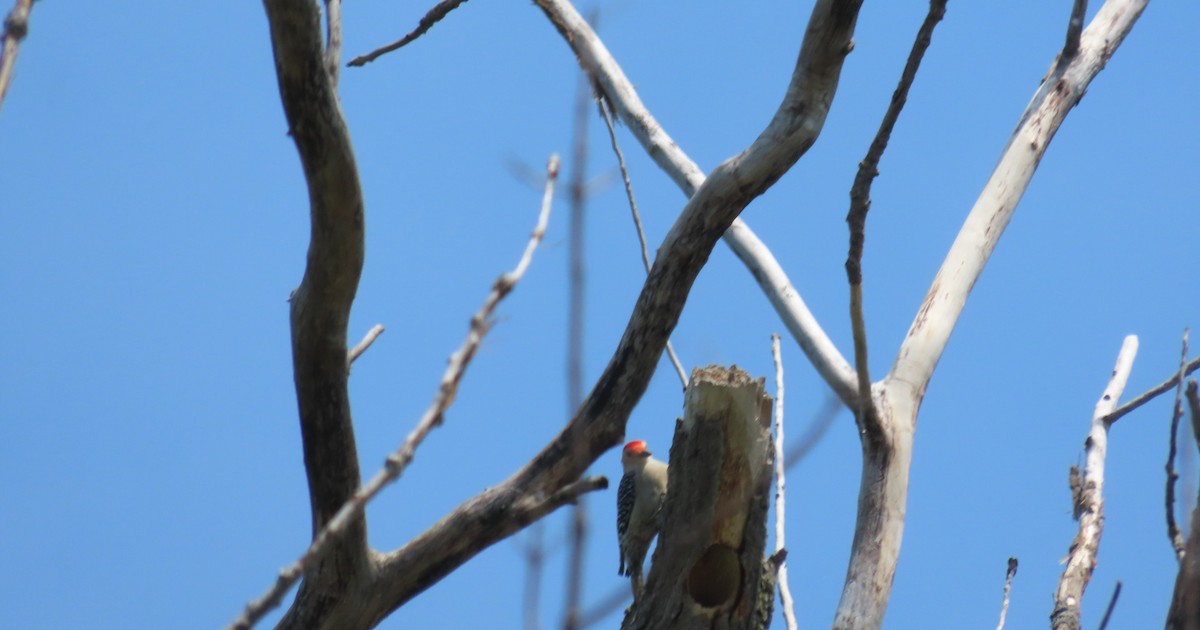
[1097,581,1121,630]
[1167,331,1190,560]
[235,2,370,629]
[1103,356,1200,425]
[1062,0,1087,61]
[0,0,33,113]
[844,0,947,442]
[347,0,470,67]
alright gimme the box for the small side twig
[1050,335,1138,630]
[1102,356,1200,425]
[770,335,798,630]
[1096,580,1122,630]
[1166,330,1190,560]
[1188,380,1200,453]
[347,0,470,67]
[563,46,594,629]
[522,523,545,630]
[347,324,385,365]
[0,0,34,113]
[1061,0,1087,61]
[226,155,561,630]
[844,0,948,437]
[323,0,342,85]
[596,96,688,390]
[995,557,1018,630]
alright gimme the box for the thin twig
[1103,356,1200,425]
[596,95,688,390]
[324,0,342,85]
[523,523,545,630]
[347,324,385,365]
[995,557,1018,630]
[771,334,798,630]
[563,39,594,629]
[227,155,561,630]
[1062,0,1087,61]
[1097,580,1122,630]
[783,394,842,470]
[1050,335,1138,630]
[0,0,34,113]
[347,0,470,67]
[1166,330,1189,560]
[844,0,948,439]
[577,585,628,629]
[1188,380,1200,453]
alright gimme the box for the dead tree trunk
[623,365,776,630]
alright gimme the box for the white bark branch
[888,0,1148,398]
[533,0,858,409]
[835,3,1148,628]
[771,336,799,630]
[1051,335,1138,629]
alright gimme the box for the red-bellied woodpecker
[616,439,669,599]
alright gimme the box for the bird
[616,439,669,599]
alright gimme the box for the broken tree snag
[624,365,775,630]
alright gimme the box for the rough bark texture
[262,0,371,627]
[622,366,775,630]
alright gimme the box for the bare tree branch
[564,41,594,629]
[888,0,1148,402]
[995,557,1018,630]
[533,0,859,409]
[1062,0,1087,61]
[247,3,372,629]
[596,95,688,390]
[844,0,947,441]
[784,394,842,470]
[0,0,32,113]
[771,335,799,630]
[229,151,561,630]
[1097,581,1122,630]
[842,5,1147,620]
[348,324,385,365]
[1104,356,1200,425]
[347,0,470,67]
[1167,330,1190,560]
[1051,335,1138,630]
[354,1,864,623]
[522,524,545,630]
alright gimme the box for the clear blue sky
[2,1,1197,628]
